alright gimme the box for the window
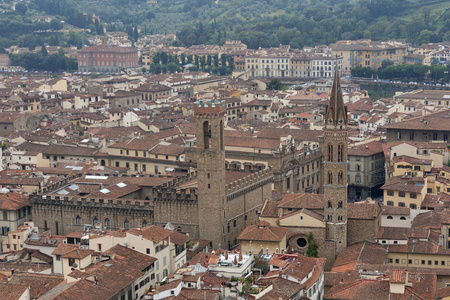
[387,201,394,206]
[328,171,333,185]
[233,220,236,227]
[410,204,417,209]
[104,218,110,228]
[387,216,393,219]
[124,219,130,229]
[410,193,417,199]
[398,202,405,207]
[75,216,81,225]
[328,144,333,162]
[398,192,405,197]
[387,190,394,196]
[134,163,138,171]
[409,132,414,140]
[93,217,98,226]
[397,131,402,140]
[338,144,344,162]
[400,216,406,220]
[355,174,361,183]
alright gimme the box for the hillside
[2,0,450,51]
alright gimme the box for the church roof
[277,193,324,210]
[237,221,288,242]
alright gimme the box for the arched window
[328,144,333,162]
[328,171,333,185]
[328,201,332,208]
[75,216,82,225]
[328,215,332,221]
[338,171,343,185]
[93,217,98,226]
[124,219,130,230]
[177,226,182,232]
[104,218,111,228]
[338,201,343,209]
[203,121,210,150]
[142,220,148,227]
[220,120,224,151]
[44,220,48,231]
[338,144,344,162]
[100,159,106,166]
[387,216,393,219]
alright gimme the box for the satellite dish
[72,263,78,268]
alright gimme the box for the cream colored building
[381,175,427,209]
[89,226,187,283]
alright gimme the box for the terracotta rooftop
[238,221,288,242]
[277,193,324,210]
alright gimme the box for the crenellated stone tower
[195,99,227,249]
[323,66,349,257]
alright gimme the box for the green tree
[40,44,48,56]
[133,26,139,41]
[221,53,227,66]
[180,53,186,65]
[306,232,318,258]
[15,3,27,15]
[160,52,168,65]
[206,54,212,67]
[213,53,219,68]
[267,79,282,90]
[194,54,199,66]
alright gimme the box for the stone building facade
[154,100,273,249]
[30,195,153,236]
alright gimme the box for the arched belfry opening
[203,121,211,150]
[220,120,224,151]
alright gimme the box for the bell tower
[323,66,348,256]
[195,99,226,249]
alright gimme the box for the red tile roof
[0,193,29,211]
[238,221,288,242]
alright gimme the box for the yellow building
[392,155,433,177]
[381,175,427,209]
[238,220,288,255]
[331,40,407,75]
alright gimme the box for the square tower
[195,99,226,249]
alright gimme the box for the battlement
[152,186,198,202]
[194,99,226,116]
[226,167,273,197]
[41,173,82,193]
[29,193,154,209]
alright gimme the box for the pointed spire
[325,62,347,127]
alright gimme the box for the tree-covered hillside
[8,0,450,50]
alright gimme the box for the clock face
[338,118,344,124]
[328,119,333,124]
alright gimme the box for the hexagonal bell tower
[323,66,349,257]
[195,99,226,249]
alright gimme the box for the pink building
[78,45,139,73]
[0,53,9,67]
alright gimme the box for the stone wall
[30,194,153,236]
